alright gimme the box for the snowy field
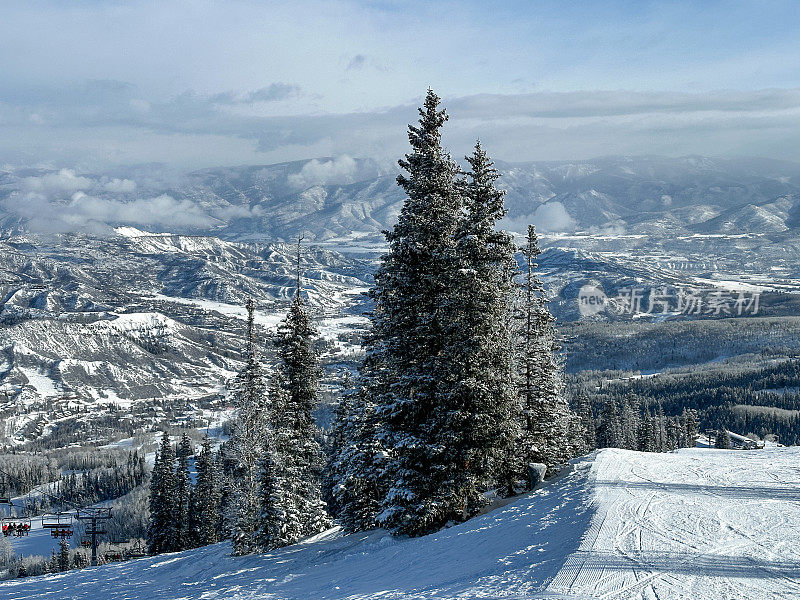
[3,447,800,599]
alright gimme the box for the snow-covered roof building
[727,431,764,450]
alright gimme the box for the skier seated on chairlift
[12,522,30,536]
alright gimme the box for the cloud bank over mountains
[2,168,267,234]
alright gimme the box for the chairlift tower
[75,507,112,566]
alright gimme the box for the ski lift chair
[124,540,148,559]
[104,550,123,562]
[2,517,31,536]
[43,512,73,538]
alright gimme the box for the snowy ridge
[3,447,799,599]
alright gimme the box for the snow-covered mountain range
[0,230,371,445]
[2,156,800,242]
[2,155,800,445]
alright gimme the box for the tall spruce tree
[324,372,355,518]
[57,537,71,572]
[228,298,269,555]
[434,141,519,514]
[656,404,667,451]
[638,412,657,452]
[191,435,221,547]
[272,242,330,539]
[174,433,192,550]
[254,425,287,551]
[265,374,304,545]
[597,400,623,448]
[683,408,699,446]
[328,367,386,533]
[715,428,731,449]
[575,395,597,452]
[363,89,469,536]
[148,431,177,554]
[515,225,573,475]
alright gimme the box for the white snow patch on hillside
[17,366,59,398]
[114,227,172,238]
[149,295,284,329]
[3,447,800,599]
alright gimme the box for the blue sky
[1,0,799,169]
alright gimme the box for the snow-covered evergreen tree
[323,371,355,518]
[655,404,667,451]
[272,263,330,539]
[364,89,477,536]
[73,550,89,569]
[620,397,641,450]
[191,435,220,547]
[57,537,70,572]
[683,408,699,446]
[253,425,287,551]
[264,374,304,546]
[715,429,731,449]
[514,225,573,475]
[638,412,657,452]
[148,431,177,554]
[328,375,386,533]
[432,141,520,512]
[215,450,233,541]
[575,395,597,452]
[597,400,623,449]
[228,298,270,556]
[174,433,192,550]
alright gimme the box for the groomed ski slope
[4,447,800,600]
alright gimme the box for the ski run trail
[3,447,800,600]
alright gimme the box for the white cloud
[21,169,92,193]
[3,85,800,171]
[287,155,359,189]
[64,192,214,229]
[211,204,265,220]
[209,84,300,105]
[501,201,577,234]
[533,202,576,233]
[3,183,218,234]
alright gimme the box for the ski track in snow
[3,447,800,599]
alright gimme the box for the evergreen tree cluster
[575,358,800,445]
[148,432,221,554]
[704,403,800,445]
[326,90,580,538]
[0,534,90,580]
[223,291,329,555]
[596,397,699,452]
[56,450,146,508]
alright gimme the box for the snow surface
[17,366,60,399]
[3,447,800,599]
